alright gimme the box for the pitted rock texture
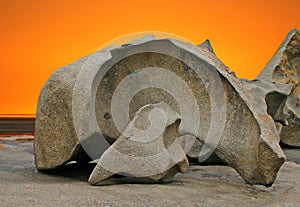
[256,28,300,147]
[34,57,90,170]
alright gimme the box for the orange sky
[1,0,300,115]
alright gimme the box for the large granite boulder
[35,35,285,186]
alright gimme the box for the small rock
[88,102,189,185]
[198,39,216,54]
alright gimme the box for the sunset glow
[1,0,300,115]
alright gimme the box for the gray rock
[88,102,189,185]
[256,28,300,147]
[179,134,224,165]
[198,39,216,55]
[34,56,90,170]
[35,36,285,186]
[240,79,292,130]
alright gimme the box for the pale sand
[0,140,300,207]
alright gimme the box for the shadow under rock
[39,162,96,182]
[40,162,185,186]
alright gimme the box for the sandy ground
[0,140,300,207]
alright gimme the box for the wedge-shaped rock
[256,28,300,146]
[35,36,285,186]
[88,102,189,185]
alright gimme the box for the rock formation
[35,35,286,186]
[256,29,300,147]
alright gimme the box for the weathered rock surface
[88,102,189,185]
[35,36,285,186]
[34,57,90,170]
[240,79,292,134]
[256,28,300,147]
[34,36,209,170]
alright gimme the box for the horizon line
[0,114,36,118]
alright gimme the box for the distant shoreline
[0,114,36,118]
[0,117,35,133]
